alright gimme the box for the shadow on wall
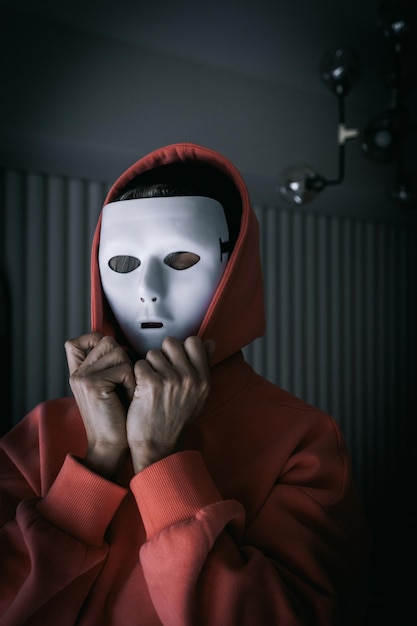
[366,514,416,625]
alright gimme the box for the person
[0,142,370,625]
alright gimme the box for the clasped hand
[65,333,214,477]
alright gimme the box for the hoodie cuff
[37,454,127,546]
[130,450,222,539]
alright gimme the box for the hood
[90,142,265,366]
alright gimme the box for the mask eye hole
[108,255,141,273]
[164,252,200,270]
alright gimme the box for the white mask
[98,196,230,356]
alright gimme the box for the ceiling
[1,0,393,93]
[5,0,415,92]
[1,0,416,223]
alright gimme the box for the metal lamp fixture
[361,111,403,163]
[279,0,416,210]
[368,0,416,208]
[279,46,360,206]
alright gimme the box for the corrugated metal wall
[244,205,417,518]
[1,167,416,520]
[1,169,107,429]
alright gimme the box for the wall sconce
[279,0,416,210]
[279,46,360,205]
[367,0,416,208]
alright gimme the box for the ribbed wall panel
[1,168,416,518]
[1,169,107,428]
[244,205,417,515]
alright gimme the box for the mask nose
[138,257,165,303]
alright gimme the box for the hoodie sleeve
[0,412,127,626]
[131,442,370,626]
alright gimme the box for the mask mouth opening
[141,322,163,329]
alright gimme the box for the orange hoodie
[0,143,370,625]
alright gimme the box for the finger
[159,336,212,377]
[65,332,103,375]
[183,337,212,418]
[132,358,159,396]
[183,336,212,379]
[158,337,215,369]
[159,336,193,371]
[203,339,216,361]
[104,362,136,392]
[85,346,136,391]
[145,346,174,373]
[66,334,136,389]
[69,358,136,398]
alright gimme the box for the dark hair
[116,162,242,252]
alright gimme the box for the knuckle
[196,373,210,398]
[69,369,86,385]
[134,359,149,377]
[199,370,209,386]
[114,345,129,362]
[70,372,101,396]
[101,335,117,349]
[165,368,180,385]
[184,369,197,386]
[185,335,202,350]
[119,360,132,372]
[68,371,83,392]
[201,379,210,397]
[87,331,102,343]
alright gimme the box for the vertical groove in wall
[2,169,416,517]
[2,169,106,423]
[291,211,304,399]
[67,179,88,339]
[86,181,109,329]
[264,207,279,381]
[329,217,342,428]
[45,176,67,400]
[249,204,416,511]
[24,173,47,410]
[279,209,292,391]
[341,220,354,463]
[304,213,318,410]
[4,171,26,425]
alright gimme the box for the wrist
[84,442,128,478]
[130,441,170,474]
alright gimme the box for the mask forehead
[100,196,229,251]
